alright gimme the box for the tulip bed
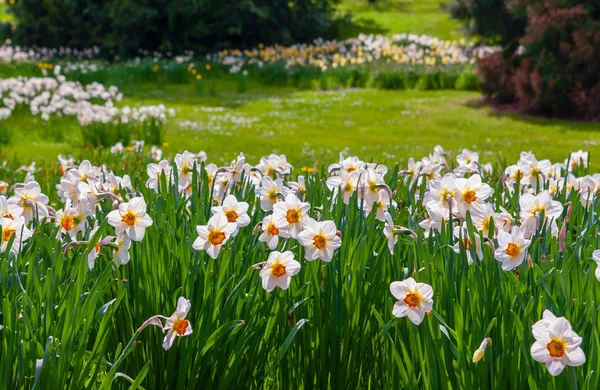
[1,146,599,389]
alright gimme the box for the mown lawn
[336,0,464,40]
[4,79,600,168]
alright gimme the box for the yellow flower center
[61,215,75,231]
[121,212,137,226]
[268,189,278,200]
[225,210,238,223]
[271,261,286,278]
[313,234,327,249]
[463,190,477,204]
[267,223,279,236]
[286,209,300,224]
[209,230,226,245]
[546,338,566,358]
[505,243,521,257]
[441,189,454,203]
[173,318,190,336]
[463,238,472,251]
[2,228,15,242]
[404,291,422,307]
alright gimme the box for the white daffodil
[530,310,585,376]
[192,212,236,259]
[162,297,193,350]
[257,176,286,211]
[107,197,153,241]
[424,173,457,220]
[211,195,250,237]
[273,193,310,238]
[9,181,49,222]
[1,216,32,254]
[146,160,172,191]
[326,169,360,205]
[494,226,531,270]
[259,251,301,292]
[113,233,132,265]
[259,214,290,250]
[297,218,342,262]
[519,191,563,238]
[592,250,600,281]
[453,174,493,218]
[0,195,23,220]
[453,224,483,265]
[383,212,398,255]
[390,277,434,325]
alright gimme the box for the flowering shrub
[464,0,600,120]
[1,144,599,388]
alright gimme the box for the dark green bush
[7,0,339,58]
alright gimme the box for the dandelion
[192,213,236,259]
[297,218,342,262]
[530,310,585,376]
[107,197,153,241]
[259,251,301,292]
[390,278,433,325]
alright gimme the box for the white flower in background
[87,225,102,269]
[0,195,23,220]
[518,155,552,187]
[566,150,588,171]
[211,195,250,236]
[9,181,49,222]
[288,175,306,194]
[383,212,398,255]
[453,174,493,217]
[273,193,310,238]
[146,159,172,191]
[530,310,585,376]
[150,145,163,161]
[107,197,153,241]
[163,297,193,350]
[110,142,125,154]
[592,250,600,281]
[259,251,301,292]
[457,149,479,167]
[358,168,386,207]
[0,216,32,254]
[470,203,498,238]
[257,176,285,211]
[390,278,433,325]
[424,173,457,220]
[453,225,483,265]
[175,151,199,185]
[326,169,360,204]
[113,234,132,265]
[192,213,236,259]
[259,214,290,250]
[519,191,563,238]
[494,226,531,270]
[297,218,342,262]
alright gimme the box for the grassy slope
[2,0,599,167]
[4,80,600,168]
[336,0,464,40]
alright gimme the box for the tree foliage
[7,0,339,57]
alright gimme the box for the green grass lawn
[336,0,464,40]
[4,80,600,168]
